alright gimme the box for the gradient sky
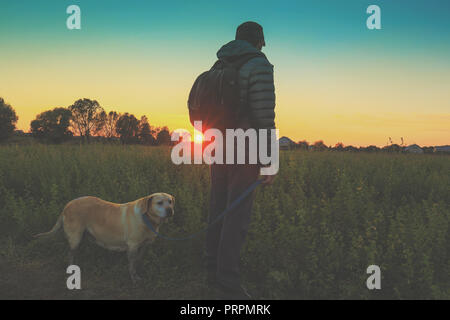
[1,0,449,146]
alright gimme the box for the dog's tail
[34,214,63,238]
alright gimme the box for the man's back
[216,39,276,130]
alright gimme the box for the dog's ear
[137,194,154,215]
[145,195,154,215]
[171,195,175,207]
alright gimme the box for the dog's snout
[166,207,174,217]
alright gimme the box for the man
[205,21,276,299]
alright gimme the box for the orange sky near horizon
[7,97,449,148]
[4,51,449,148]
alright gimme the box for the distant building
[404,144,423,154]
[435,145,450,153]
[422,146,435,154]
[278,136,295,150]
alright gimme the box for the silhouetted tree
[343,145,359,152]
[312,140,327,151]
[334,142,345,151]
[116,113,140,144]
[156,126,171,146]
[103,111,120,139]
[297,140,309,150]
[92,112,106,137]
[138,116,156,145]
[68,98,104,142]
[362,145,379,153]
[30,107,73,143]
[0,97,18,142]
[96,110,120,139]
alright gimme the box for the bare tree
[98,111,121,139]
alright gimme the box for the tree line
[0,97,444,153]
[291,140,438,154]
[0,97,172,145]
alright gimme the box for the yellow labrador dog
[34,193,174,284]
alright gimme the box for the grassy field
[0,144,448,299]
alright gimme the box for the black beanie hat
[235,21,265,47]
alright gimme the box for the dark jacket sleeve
[247,58,276,129]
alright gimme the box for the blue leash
[141,179,263,241]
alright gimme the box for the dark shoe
[216,283,252,300]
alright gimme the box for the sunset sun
[194,133,203,143]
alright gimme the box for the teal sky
[2,1,450,56]
[1,0,449,146]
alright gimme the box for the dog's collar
[142,213,159,235]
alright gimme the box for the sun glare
[194,133,203,143]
